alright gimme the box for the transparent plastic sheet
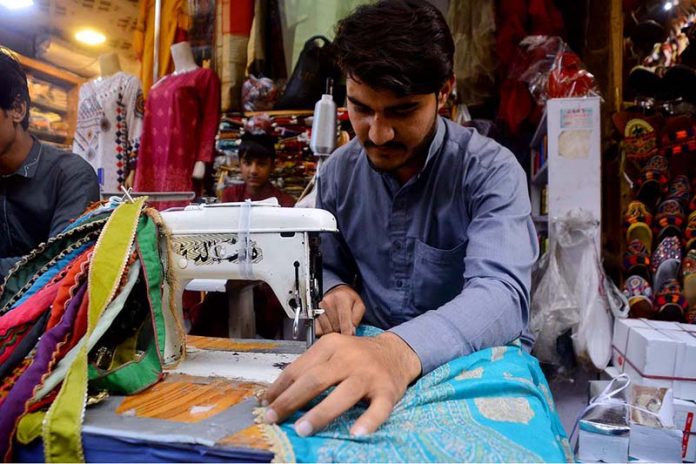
[513,36,600,105]
[242,75,281,112]
[531,210,628,370]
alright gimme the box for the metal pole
[153,0,162,82]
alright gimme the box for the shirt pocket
[410,240,467,312]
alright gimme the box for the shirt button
[393,240,402,250]
[396,280,403,288]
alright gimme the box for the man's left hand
[262,332,422,437]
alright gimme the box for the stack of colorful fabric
[0,198,181,462]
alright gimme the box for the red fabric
[0,284,59,337]
[222,182,296,207]
[135,68,221,208]
[222,0,255,36]
[46,249,92,330]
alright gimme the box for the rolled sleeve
[391,142,538,374]
[316,159,358,293]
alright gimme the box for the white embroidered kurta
[73,72,144,193]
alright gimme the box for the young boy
[222,133,295,207]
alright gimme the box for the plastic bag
[242,75,280,112]
[530,209,626,370]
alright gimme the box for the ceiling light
[0,0,33,10]
[664,1,673,10]
[75,29,106,46]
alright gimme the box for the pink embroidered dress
[134,67,220,207]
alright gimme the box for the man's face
[346,77,450,179]
[240,156,274,189]
[0,108,18,156]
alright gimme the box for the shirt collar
[424,116,446,167]
[5,137,42,179]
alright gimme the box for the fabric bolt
[271,326,572,462]
[0,139,99,279]
[134,68,220,209]
[215,0,254,111]
[133,0,190,97]
[222,182,296,207]
[0,283,86,461]
[317,117,538,374]
[73,72,145,192]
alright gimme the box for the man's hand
[262,332,422,437]
[315,285,365,336]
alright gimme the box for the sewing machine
[158,199,338,365]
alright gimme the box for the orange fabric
[46,249,92,330]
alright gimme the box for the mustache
[364,139,406,150]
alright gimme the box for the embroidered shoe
[665,175,692,209]
[652,236,682,292]
[623,239,652,280]
[653,199,685,243]
[653,279,687,322]
[623,275,655,319]
[685,211,696,250]
[636,155,670,210]
[683,249,696,309]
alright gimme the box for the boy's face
[240,155,274,189]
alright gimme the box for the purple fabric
[0,282,86,460]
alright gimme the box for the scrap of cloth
[270,326,573,463]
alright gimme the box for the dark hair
[0,47,30,130]
[333,0,454,96]
[239,132,276,161]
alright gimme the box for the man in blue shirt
[263,0,538,439]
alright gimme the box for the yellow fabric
[134,0,190,97]
[42,198,146,463]
[16,412,45,445]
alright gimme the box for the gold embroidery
[474,397,535,424]
[455,367,484,380]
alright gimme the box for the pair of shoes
[624,275,688,321]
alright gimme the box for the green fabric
[42,199,145,463]
[88,340,162,395]
[135,215,167,360]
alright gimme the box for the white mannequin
[99,53,121,78]
[171,41,198,74]
[170,42,206,180]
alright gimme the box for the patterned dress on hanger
[72,72,144,193]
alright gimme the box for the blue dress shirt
[316,117,538,374]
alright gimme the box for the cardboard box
[612,319,696,401]
[629,385,682,463]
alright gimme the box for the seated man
[222,132,295,207]
[0,48,99,279]
[263,0,545,446]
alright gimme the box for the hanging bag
[275,35,341,109]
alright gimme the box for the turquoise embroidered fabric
[280,326,573,463]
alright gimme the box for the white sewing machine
[158,199,338,364]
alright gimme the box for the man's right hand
[316,285,365,336]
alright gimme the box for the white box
[612,318,696,400]
[674,399,696,462]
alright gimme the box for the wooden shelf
[14,51,83,147]
[29,129,68,144]
[531,163,548,186]
[32,99,69,115]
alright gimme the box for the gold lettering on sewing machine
[172,234,263,265]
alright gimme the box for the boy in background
[222,132,295,207]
